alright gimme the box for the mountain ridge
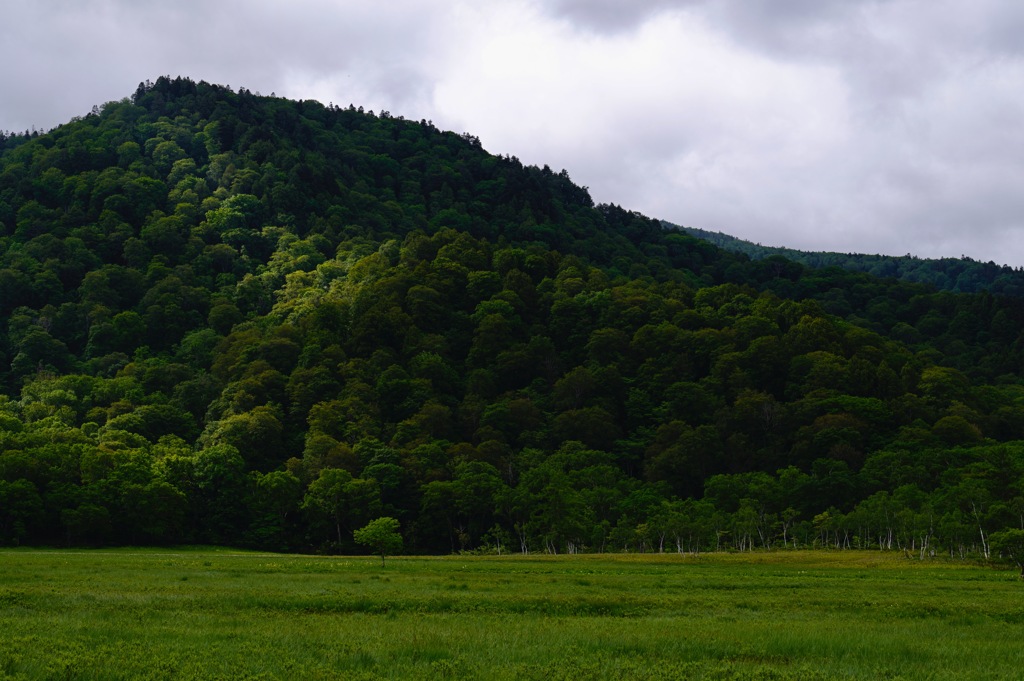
[669,222,1024,296]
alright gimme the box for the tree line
[675,223,1024,298]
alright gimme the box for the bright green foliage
[354,516,403,566]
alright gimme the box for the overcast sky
[4,0,1024,265]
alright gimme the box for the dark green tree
[990,529,1024,578]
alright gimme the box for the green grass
[1,549,1022,679]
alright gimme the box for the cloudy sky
[4,0,1024,265]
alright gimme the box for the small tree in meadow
[354,516,403,567]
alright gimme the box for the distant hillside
[669,223,1024,297]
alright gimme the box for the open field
[1,549,1023,680]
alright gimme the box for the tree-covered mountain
[2,76,1024,558]
[672,223,1024,298]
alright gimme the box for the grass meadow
[1,548,1023,680]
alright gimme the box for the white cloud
[432,6,853,250]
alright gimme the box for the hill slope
[1,76,1024,557]
[672,223,1024,297]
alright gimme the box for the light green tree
[354,516,403,567]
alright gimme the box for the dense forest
[674,223,1024,298]
[2,76,1024,559]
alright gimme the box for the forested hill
[3,76,1024,558]
[671,223,1024,297]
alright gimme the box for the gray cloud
[540,0,698,32]
[0,0,447,131]
[3,0,1024,265]
[526,0,1024,264]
